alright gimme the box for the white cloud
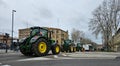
[0,0,103,44]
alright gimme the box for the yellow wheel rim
[38,42,47,53]
[71,47,73,52]
[74,47,76,52]
[56,46,60,53]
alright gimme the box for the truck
[82,44,92,51]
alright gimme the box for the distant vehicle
[61,39,76,52]
[0,43,7,49]
[76,43,83,52]
[82,44,93,51]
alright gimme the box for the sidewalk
[65,52,120,59]
[0,49,19,54]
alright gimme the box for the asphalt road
[0,52,120,66]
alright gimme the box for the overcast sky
[0,0,104,44]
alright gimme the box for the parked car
[0,43,8,49]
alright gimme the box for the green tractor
[76,43,83,52]
[61,39,76,52]
[19,27,61,56]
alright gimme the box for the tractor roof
[30,26,45,29]
[30,26,48,31]
[30,26,41,29]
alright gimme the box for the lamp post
[11,10,16,50]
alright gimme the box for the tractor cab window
[40,29,48,38]
[65,40,71,45]
[30,29,39,36]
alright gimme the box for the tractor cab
[30,27,48,38]
[64,39,71,46]
[64,39,74,46]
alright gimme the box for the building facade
[18,27,68,45]
[112,28,120,52]
[19,28,31,39]
[48,27,68,45]
[0,34,11,46]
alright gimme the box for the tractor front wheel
[52,44,60,55]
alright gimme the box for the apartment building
[19,27,68,45]
[0,34,11,46]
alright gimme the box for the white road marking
[0,62,2,65]
[53,55,58,58]
[18,57,53,61]
[62,54,67,56]
[17,56,110,62]
[1,64,11,66]
[57,57,76,59]
[17,56,77,62]
[17,52,117,62]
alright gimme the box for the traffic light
[5,33,9,38]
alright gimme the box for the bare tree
[71,28,85,43]
[89,0,120,51]
[80,37,92,44]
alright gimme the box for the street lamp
[11,10,16,50]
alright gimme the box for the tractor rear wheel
[52,44,60,55]
[19,46,33,56]
[33,38,50,56]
